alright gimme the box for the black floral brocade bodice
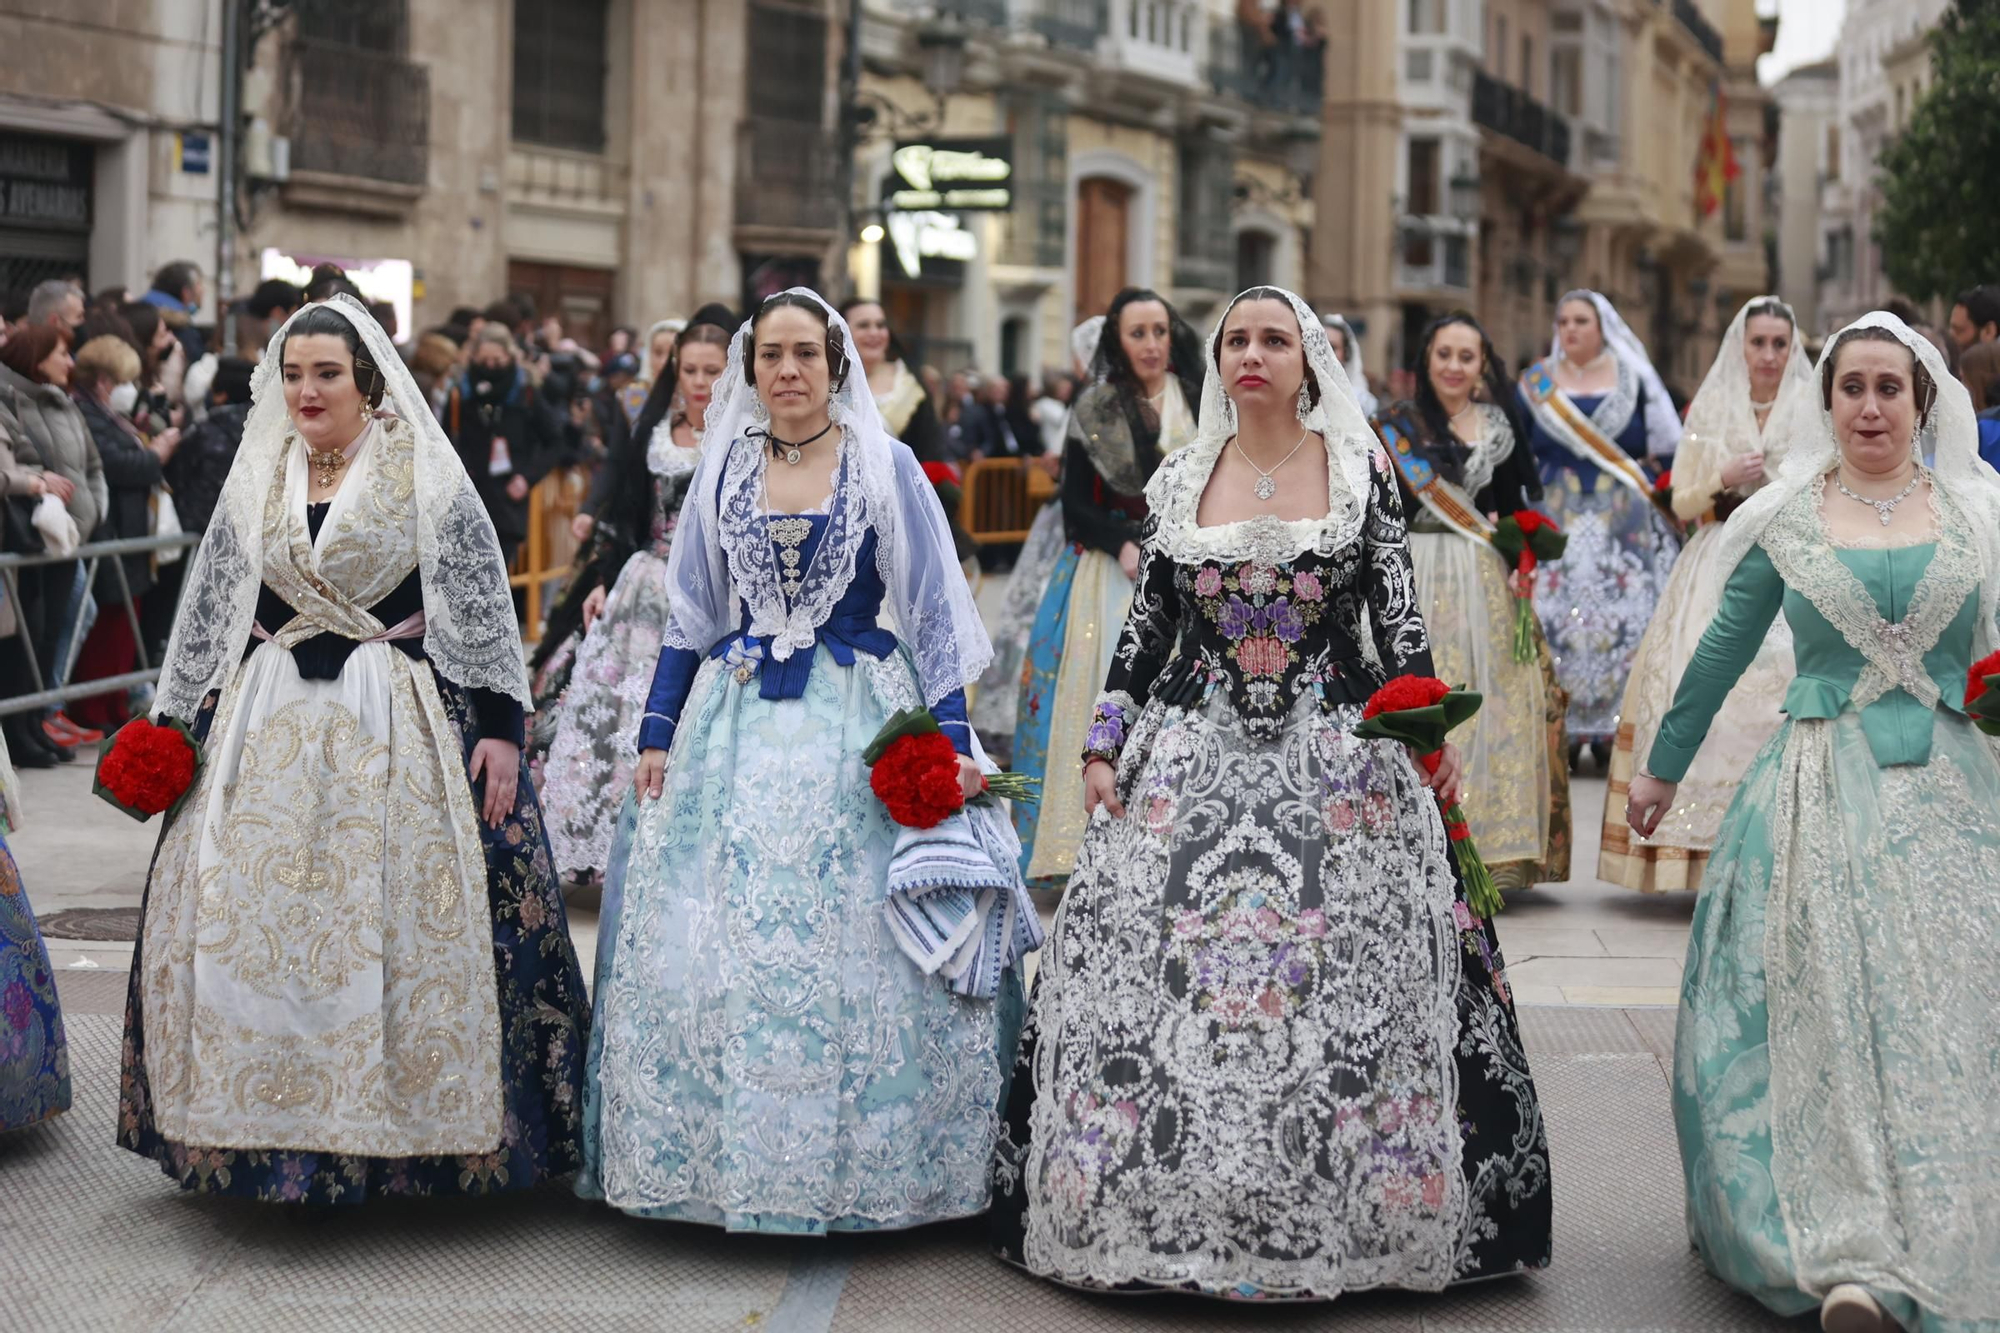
[1082,437,1437,766]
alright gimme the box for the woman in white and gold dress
[1600,298,1813,892]
[1011,289,1201,891]
[118,296,590,1204]
[1372,312,1569,888]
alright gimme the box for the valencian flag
[1695,82,1740,217]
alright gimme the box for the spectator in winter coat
[140,260,208,362]
[442,325,572,570]
[164,356,253,538]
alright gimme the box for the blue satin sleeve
[932,687,971,757]
[636,644,704,753]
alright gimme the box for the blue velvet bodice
[636,516,969,754]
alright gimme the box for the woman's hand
[150,426,182,461]
[42,472,74,503]
[571,512,595,543]
[957,754,983,801]
[1414,741,1464,808]
[468,739,520,828]
[1083,758,1124,818]
[1719,454,1765,490]
[581,584,608,630]
[634,747,667,802]
[1118,540,1141,582]
[1625,773,1677,838]
[22,473,45,498]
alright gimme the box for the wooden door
[1074,176,1132,323]
[506,259,615,352]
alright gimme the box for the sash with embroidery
[1519,360,1659,502]
[1378,419,1494,543]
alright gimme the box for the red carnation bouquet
[865,706,1040,829]
[1489,510,1567,664]
[1966,649,2000,735]
[92,717,203,823]
[1352,675,1501,918]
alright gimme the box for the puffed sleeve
[1082,513,1179,768]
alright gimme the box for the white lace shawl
[1552,289,1681,457]
[660,289,990,707]
[153,294,530,720]
[1144,286,1377,568]
[1671,296,1815,522]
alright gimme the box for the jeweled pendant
[785,447,802,465]
[1255,476,1276,501]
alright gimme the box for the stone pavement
[8,743,1765,1330]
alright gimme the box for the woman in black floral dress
[990,286,1551,1298]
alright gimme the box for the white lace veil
[1672,296,1816,521]
[1554,289,1680,456]
[1069,316,1104,376]
[1158,286,1376,552]
[661,288,991,706]
[1321,312,1377,416]
[154,294,530,721]
[1712,311,2000,651]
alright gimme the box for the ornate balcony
[286,37,430,188]
[735,116,842,235]
[1472,69,1572,170]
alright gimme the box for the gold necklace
[308,447,349,490]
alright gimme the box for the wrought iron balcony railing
[1031,0,1107,51]
[1471,69,1571,169]
[287,36,430,187]
[735,116,842,233]
[1207,18,1321,116]
[1662,0,1723,64]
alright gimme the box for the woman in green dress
[1625,312,2000,1333]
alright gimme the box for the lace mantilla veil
[1553,289,1681,456]
[1147,285,1378,557]
[1711,310,2000,654]
[153,294,531,722]
[1672,296,1816,521]
[659,288,990,706]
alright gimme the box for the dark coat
[164,402,249,537]
[76,394,163,601]
[443,366,569,547]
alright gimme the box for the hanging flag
[1694,82,1740,217]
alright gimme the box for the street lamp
[860,222,886,245]
[916,20,970,104]
[1448,172,1483,223]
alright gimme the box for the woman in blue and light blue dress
[0,734,68,1134]
[1518,290,1682,765]
[579,290,1039,1232]
[1626,313,2000,1332]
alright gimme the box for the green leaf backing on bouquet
[1350,689,1484,754]
[862,706,943,765]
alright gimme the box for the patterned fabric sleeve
[1361,445,1437,679]
[1083,515,1179,767]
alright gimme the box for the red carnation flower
[869,730,966,829]
[921,461,962,487]
[1654,470,1672,491]
[1360,674,1451,720]
[94,718,199,818]
[1966,649,2000,708]
[1511,510,1546,534]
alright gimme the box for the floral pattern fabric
[0,834,68,1133]
[1000,442,1551,1296]
[539,466,690,876]
[118,681,591,1204]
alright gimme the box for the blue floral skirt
[579,647,1023,1232]
[117,678,592,1204]
[0,834,69,1133]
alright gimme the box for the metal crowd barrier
[0,532,200,718]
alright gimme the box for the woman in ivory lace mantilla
[578,290,1038,1233]
[1371,312,1570,890]
[1011,288,1201,893]
[1599,298,1813,893]
[1626,314,2000,1332]
[117,297,591,1205]
[989,287,1552,1299]
[537,305,734,882]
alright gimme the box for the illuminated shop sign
[886,211,977,281]
[883,138,1013,212]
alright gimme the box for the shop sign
[0,133,91,232]
[886,211,977,282]
[883,138,1012,212]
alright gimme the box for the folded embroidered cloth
[883,797,1043,999]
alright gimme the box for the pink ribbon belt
[253,609,427,644]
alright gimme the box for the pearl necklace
[1835,466,1923,526]
[1232,428,1309,501]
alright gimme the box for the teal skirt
[1673,710,2000,1330]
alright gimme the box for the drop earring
[1295,381,1312,423]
